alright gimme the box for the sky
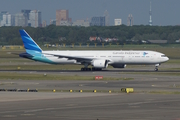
[0,0,180,26]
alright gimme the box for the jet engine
[111,64,126,68]
[92,60,108,68]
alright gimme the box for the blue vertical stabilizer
[19,30,42,53]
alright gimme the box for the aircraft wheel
[154,68,158,71]
[81,68,92,71]
[92,68,102,71]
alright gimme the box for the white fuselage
[42,50,169,65]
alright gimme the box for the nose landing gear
[154,64,160,71]
[154,67,158,71]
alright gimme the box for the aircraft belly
[48,57,76,64]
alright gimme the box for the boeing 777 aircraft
[19,29,169,71]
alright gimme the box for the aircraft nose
[166,57,169,61]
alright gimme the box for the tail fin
[19,29,42,53]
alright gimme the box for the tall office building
[14,10,30,27]
[0,11,7,21]
[42,20,47,27]
[90,16,105,26]
[56,10,69,26]
[21,10,31,20]
[0,13,14,26]
[114,19,122,26]
[28,10,42,27]
[15,13,27,26]
[127,14,133,26]
[0,11,8,26]
[149,1,153,26]
[22,10,31,26]
[104,10,109,26]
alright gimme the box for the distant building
[149,1,153,26]
[1,13,14,26]
[28,10,42,27]
[59,20,72,26]
[14,10,31,27]
[42,20,46,27]
[72,20,90,27]
[104,10,109,26]
[103,38,118,42]
[89,36,102,42]
[56,10,70,26]
[148,40,167,44]
[0,11,8,26]
[0,11,8,21]
[21,10,31,20]
[90,16,105,26]
[15,13,27,26]
[50,19,56,25]
[127,14,133,26]
[175,40,180,43]
[114,19,122,26]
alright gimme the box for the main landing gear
[81,67,102,71]
[81,63,102,71]
[154,64,160,71]
[92,68,102,71]
[81,68,91,71]
[81,63,91,71]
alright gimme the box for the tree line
[0,25,180,46]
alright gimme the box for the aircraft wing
[43,53,93,63]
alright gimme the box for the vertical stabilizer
[19,30,42,53]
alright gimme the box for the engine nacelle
[92,60,108,68]
[111,64,126,68]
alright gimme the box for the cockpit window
[161,55,166,57]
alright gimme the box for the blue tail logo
[143,52,148,56]
[19,30,42,53]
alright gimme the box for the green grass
[168,68,180,70]
[0,58,32,63]
[0,72,133,81]
[0,50,22,58]
[126,72,180,76]
[0,64,84,70]
[149,91,180,94]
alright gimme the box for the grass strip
[124,72,180,76]
[149,91,180,94]
[0,72,134,81]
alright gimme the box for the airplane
[19,29,169,71]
